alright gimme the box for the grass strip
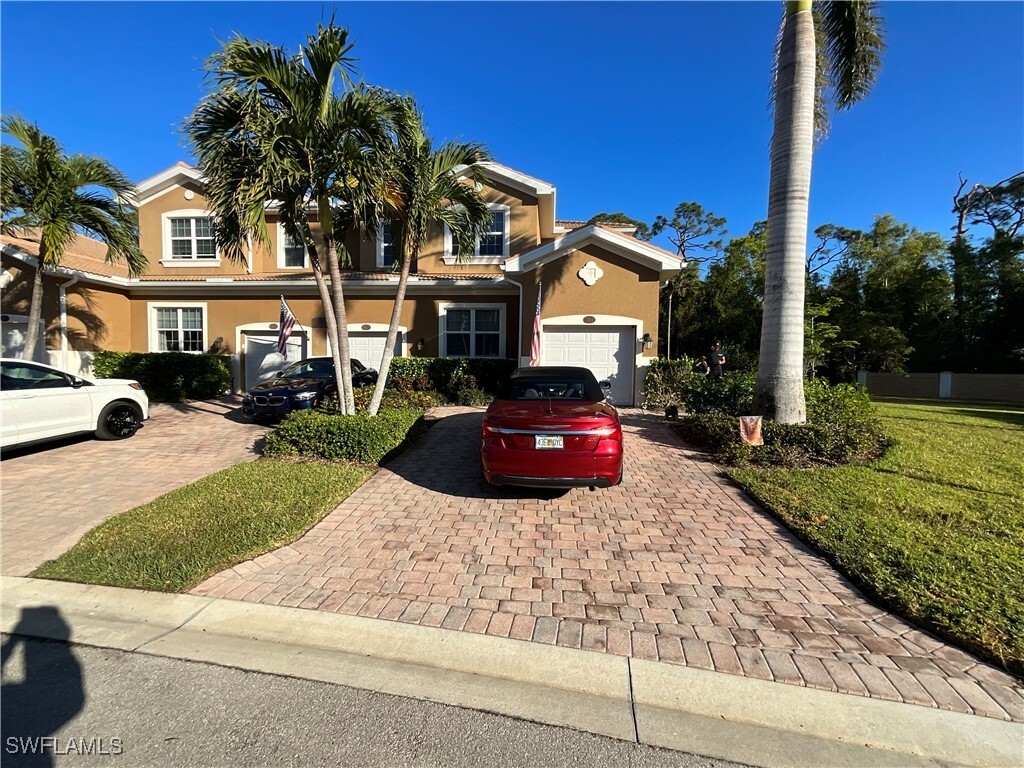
[32,459,369,592]
[727,401,1024,675]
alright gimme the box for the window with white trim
[168,216,216,259]
[377,219,396,269]
[445,204,510,263]
[441,304,503,358]
[281,231,307,268]
[155,307,205,352]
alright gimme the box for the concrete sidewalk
[3,577,1021,768]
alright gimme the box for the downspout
[59,273,80,372]
[501,270,525,366]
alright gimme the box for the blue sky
[2,2,1021,249]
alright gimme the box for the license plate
[535,435,564,449]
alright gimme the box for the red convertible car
[481,366,624,490]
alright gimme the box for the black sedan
[242,357,377,420]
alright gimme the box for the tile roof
[1,231,131,279]
[136,271,503,283]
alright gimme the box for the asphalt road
[1,636,745,768]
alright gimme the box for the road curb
[3,576,1021,767]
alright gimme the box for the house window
[441,304,504,358]
[445,204,510,263]
[168,217,216,259]
[281,231,307,268]
[155,307,205,352]
[377,220,395,269]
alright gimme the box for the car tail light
[481,419,501,434]
[595,424,622,441]
[129,382,143,391]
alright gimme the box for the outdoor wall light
[642,333,653,350]
[416,338,425,352]
[211,336,224,352]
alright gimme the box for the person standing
[703,341,726,380]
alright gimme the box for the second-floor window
[452,207,507,262]
[377,220,395,269]
[169,217,216,259]
[282,232,307,268]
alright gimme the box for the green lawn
[33,460,369,592]
[729,399,1024,676]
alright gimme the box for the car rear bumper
[481,446,622,489]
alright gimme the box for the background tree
[586,212,652,241]
[651,201,728,358]
[187,23,386,413]
[755,0,884,423]
[364,96,491,416]
[1,116,145,360]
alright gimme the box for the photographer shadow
[1,607,85,767]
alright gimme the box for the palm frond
[818,0,885,110]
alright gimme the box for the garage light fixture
[642,333,653,350]
[416,338,425,353]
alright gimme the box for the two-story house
[1,161,682,405]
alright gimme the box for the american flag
[277,296,297,355]
[529,282,542,367]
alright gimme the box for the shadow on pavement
[384,411,570,500]
[1,607,85,767]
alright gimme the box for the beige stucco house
[0,161,683,405]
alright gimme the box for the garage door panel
[244,333,307,390]
[542,325,634,405]
[330,331,403,369]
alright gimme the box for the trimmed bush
[386,357,516,399]
[263,408,425,464]
[679,372,756,415]
[350,385,442,411]
[455,387,493,406]
[644,357,701,408]
[672,379,890,468]
[92,351,233,402]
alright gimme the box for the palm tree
[755,0,884,422]
[186,23,388,414]
[364,97,492,416]
[1,116,145,361]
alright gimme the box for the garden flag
[277,296,297,355]
[739,416,764,446]
[529,283,542,366]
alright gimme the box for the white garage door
[243,332,307,390]
[332,331,404,370]
[543,325,635,405]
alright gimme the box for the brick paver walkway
[194,407,1023,722]
[1,398,269,576]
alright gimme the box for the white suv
[1,358,150,450]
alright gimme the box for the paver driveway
[1,398,269,576]
[194,407,1023,722]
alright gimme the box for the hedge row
[673,379,891,467]
[386,357,516,399]
[263,408,426,464]
[92,351,233,402]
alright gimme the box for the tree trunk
[20,263,45,362]
[309,250,347,414]
[366,241,414,416]
[755,0,814,424]
[326,238,356,414]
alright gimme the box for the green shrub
[386,357,516,399]
[263,408,425,464]
[92,351,233,402]
[680,372,756,415]
[455,387,492,406]
[644,357,701,408]
[672,378,890,468]
[349,385,442,411]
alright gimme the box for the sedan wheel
[96,402,142,440]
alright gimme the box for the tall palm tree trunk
[326,240,356,414]
[366,242,414,416]
[20,263,46,361]
[309,253,348,414]
[755,0,815,424]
